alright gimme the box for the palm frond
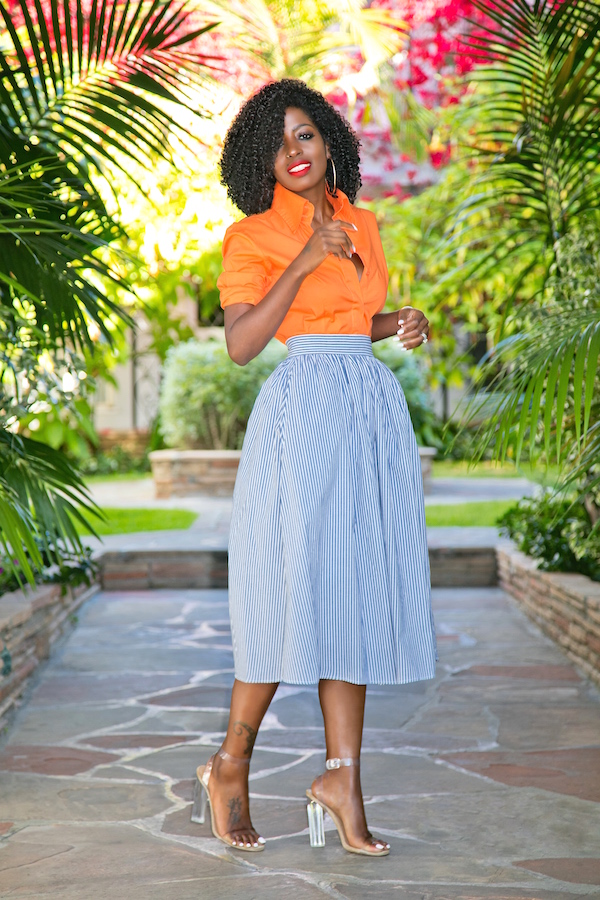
[463,308,600,466]
[560,422,600,509]
[0,0,218,171]
[0,428,102,584]
[445,0,600,320]
[0,130,132,349]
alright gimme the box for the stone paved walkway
[87,475,538,511]
[1,586,599,898]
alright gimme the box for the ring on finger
[422,333,428,344]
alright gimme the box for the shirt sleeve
[217,224,270,309]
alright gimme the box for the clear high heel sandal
[306,757,390,857]
[191,747,265,851]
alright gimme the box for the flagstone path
[0,585,599,899]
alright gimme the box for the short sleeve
[217,224,270,309]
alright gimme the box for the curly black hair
[220,79,361,216]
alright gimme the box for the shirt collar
[271,180,356,233]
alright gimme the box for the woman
[191,79,437,857]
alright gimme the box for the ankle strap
[325,757,360,769]
[218,748,251,765]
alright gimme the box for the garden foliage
[443,0,600,556]
[160,339,286,451]
[499,492,600,583]
[159,337,440,451]
[0,0,215,585]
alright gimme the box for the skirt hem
[234,668,438,687]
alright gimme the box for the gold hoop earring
[327,157,337,195]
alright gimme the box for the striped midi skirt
[228,333,437,685]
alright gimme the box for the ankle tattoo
[227,795,243,827]
[233,720,257,756]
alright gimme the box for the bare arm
[224,257,308,366]
[224,219,357,365]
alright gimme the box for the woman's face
[273,106,329,195]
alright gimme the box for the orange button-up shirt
[218,181,388,344]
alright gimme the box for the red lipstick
[287,160,311,176]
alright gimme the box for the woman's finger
[394,320,431,350]
[397,319,428,339]
[397,309,429,339]
[398,320,420,337]
[399,308,426,324]
[325,233,355,258]
[336,219,358,232]
[318,219,357,238]
[326,221,357,254]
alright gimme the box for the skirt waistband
[286,334,373,356]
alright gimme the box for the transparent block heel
[190,773,207,825]
[307,799,325,848]
[189,750,265,851]
[305,756,390,856]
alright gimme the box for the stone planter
[0,581,98,731]
[418,446,437,494]
[497,544,600,687]
[149,446,437,499]
[149,449,242,498]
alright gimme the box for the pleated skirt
[228,333,437,685]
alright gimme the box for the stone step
[98,544,497,591]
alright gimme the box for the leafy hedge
[498,491,600,582]
[159,337,442,451]
[159,339,287,450]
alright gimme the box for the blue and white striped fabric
[228,334,437,685]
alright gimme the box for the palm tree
[0,0,216,583]
[201,0,407,89]
[446,0,600,524]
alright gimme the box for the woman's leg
[207,679,278,846]
[313,679,389,852]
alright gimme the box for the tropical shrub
[442,0,600,566]
[79,448,152,478]
[466,227,600,467]
[159,337,442,450]
[448,0,600,324]
[160,339,287,451]
[498,492,600,583]
[0,539,98,596]
[0,0,215,585]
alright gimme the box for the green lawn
[78,507,197,535]
[84,471,151,484]
[432,459,560,485]
[77,502,511,534]
[425,500,515,527]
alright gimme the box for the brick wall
[149,450,241,498]
[497,544,600,687]
[0,582,98,731]
[100,550,228,590]
[98,428,149,456]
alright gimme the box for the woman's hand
[371,306,430,347]
[393,306,430,350]
[225,218,357,366]
[295,219,357,277]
